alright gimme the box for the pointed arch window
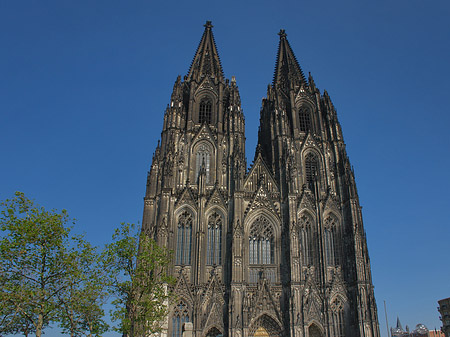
[172,300,190,337]
[176,211,193,265]
[324,228,334,266]
[249,216,274,265]
[199,98,212,124]
[299,107,311,132]
[299,213,314,266]
[324,215,341,266]
[305,152,319,192]
[195,144,211,183]
[207,212,222,265]
[331,298,345,337]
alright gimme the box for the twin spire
[187,21,307,90]
[187,21,224,82]
[273,29,307,90]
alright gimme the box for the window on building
[325,215,341,265]
[172,301,190,337]
[207,212,222,265]
[305,152,319,192]
[195,144,210,183]
[331,298,345,337]
[176,211,192,265]
[299,107,311,132]
[199,99,212,124]
[299,213,314,266]
[324,228,334,266]
[249,216,274,265]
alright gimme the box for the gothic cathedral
[142,22,380,337]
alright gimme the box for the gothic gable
[201,273,225,331]
[192,123,217,147]
[328,268,348,304]
[247,280,282,326]
[323,191,341,213]
[175,187,198,210]
[300,133,323,153]
[194,76,219,99]
[173,270,194,306]
[244,153,279,194]
[297,189,316,211]
[303,274,324,324]
[244,184,280,220]
[205,186,227,210]
[294,88,315,108]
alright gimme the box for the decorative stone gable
[205,186,227,209]
[297,189,316,211]
[244,184,280,220]
[192,123,217,145]
[247,280,282,326]
[175,187,198,209]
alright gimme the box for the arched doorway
[254,327,270,337]
[308,324,323,337]
[206,327,223,337]
[250,314,282,337]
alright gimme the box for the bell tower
[257,29,380,337]
[142,21,246,337]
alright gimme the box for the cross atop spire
[273,29,306,91]
[187,21,224,82]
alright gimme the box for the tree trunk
[36,313,43,337]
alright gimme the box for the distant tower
[142,22,380,337]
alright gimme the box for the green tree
[103,223,175,337]
[57,237,109,337]
[0,192,107,337]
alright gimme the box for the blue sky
[1,1,449,336]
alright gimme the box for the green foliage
[0,192,73,337]
[57,237,109,337]
[0,192,108,337]
[103,223,175,337]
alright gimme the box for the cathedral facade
[142,22,380,337]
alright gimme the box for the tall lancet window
[299,213,314,266]
[249,216,274,265]
[199,98,212,124]
[176,211,192,265]
[172,300,190,337]
[195,144,210,183]
[331,298,345,337]
[324,228,334,266]
[325,214,341,266]
[298,107,311,132]
[305,152,319,192]
[207,212,222,265]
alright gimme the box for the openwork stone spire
[273,29,307,91]
[186,21,224,82]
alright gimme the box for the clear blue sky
[1,1,449,336]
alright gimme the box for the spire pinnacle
[187,21,224,82]
[278,29,287,39]
[273,29,306,91]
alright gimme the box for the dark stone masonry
[142,21,380,337]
